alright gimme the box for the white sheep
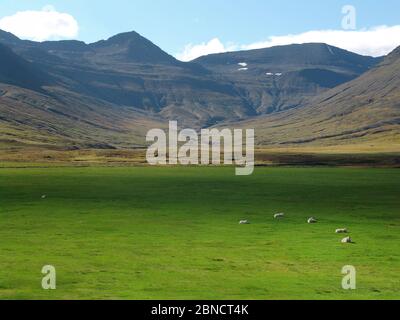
[239,220,250,225]
[274,213,285,219]
[307,217,317,224]
[341,237,353,244]
[335,228,348,234]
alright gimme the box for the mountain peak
[104,31,143,43]
[90,31,177,65]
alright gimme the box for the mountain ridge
[0,29,398,150]
[228,45,400,147]
[194,43,382,114]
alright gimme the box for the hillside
[0,29,398,151]
[0,31,381,129]
[0,43,52,91]
[232,46,400,148]
[195,43,380,114]
[0,83,165,149]
[0,30,253,128]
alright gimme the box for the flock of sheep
[41,193,354,244]
[239,213,354,244]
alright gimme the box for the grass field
[0,166,399,300]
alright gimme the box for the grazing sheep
[41,195,47,199]
[274,213,285,219]
[307,217,317,224]
[239,220,250,225]
[341,237,353,244]
[336,228,348,234]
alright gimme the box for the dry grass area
[0,148,147,167]
[0,84,166,150]
[1,144,399,168]
[258,143,400,154]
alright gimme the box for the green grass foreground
[0,166,399,300]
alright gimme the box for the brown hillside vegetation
[231,46,400,149]
[0,84,165,149]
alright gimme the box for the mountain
[0,31,381,128]
[88,31,180,65]
[0,30,254,128]
[0,31,171,149]
[232,46,400,147]
[0,29,396,151]
[0,43,52,91]
[0,83,165,149]
[194,43,381,114]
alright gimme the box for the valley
[1,29,398,153]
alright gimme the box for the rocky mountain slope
[0,83,165,149]
[230,46,400,147]
[0,30,253,128]
[0,29,396,150]
[1,31,381,127]
[195,43,380,114]
[0,43,52,91]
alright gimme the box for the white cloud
[0,5,79,42]
[176,38,235,62]
[176,25,400,61]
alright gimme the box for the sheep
[239,220,250,225]
[341,237,353,244]
[274,213,285,219]
[41,195,47,199]
[335,228,348,234]
[307,217,317,224]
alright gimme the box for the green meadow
[0,166,399,300]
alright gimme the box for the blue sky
[0,0,399,60]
